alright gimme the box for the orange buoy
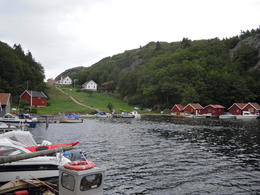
[64,160,96,171]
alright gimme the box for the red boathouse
[228,103,247,115]
[242,102,260,115]
[171,104,185,114]
[20,90,47,107]
[200,104,225,116]
[183,103,203,115]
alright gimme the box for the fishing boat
[0,113,37,128]
[59,115,83,123]
[0,142,105,195]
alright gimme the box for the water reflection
[31,118,260,194]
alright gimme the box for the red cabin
[242,103,260,115]
[20,90,47,107]
[183,103,203,115]
[228,103,247,115]
[171,104,184,114]
[200,105,225,116]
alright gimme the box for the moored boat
[0,138,71,184]
[0,113,37,128]
[236,111,258,119]
[0,141,105,195]
[59,115,83,123]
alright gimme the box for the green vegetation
[0,42,46,104]
[69,28,260,110]
[1,28,260,113]
[62,88,134,113]
[37,85,91,114]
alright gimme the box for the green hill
[64,29,260,110]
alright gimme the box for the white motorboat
[0,137,71,184]
[236,111,258,119]
[0,113,37,128]
[0,122,19,133]
[0,130,51,146]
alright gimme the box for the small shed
[82,80,98,91]
[0,93,11,116]
[20,90,47,107]
[242,102,260,115]
[171,104,184,114]
[228,103,247,115]
[200,104,225,116]
[183,103,203,115]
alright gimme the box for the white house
[57,76,72,85]
[82,80,98,91]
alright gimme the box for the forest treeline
[0,41,46,104]
[71,29,260,110]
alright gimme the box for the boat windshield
[0,145,25,156]
[61,172,75,191]
[80,173,102,191]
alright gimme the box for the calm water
[30,117,260,195]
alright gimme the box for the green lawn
[37,85,91,114]
[62,88,134,113]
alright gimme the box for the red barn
[200,105,225,116]
[171,104,184,114]
[20,90,47,107]
[242,103,260,115]
[183,103,203,115]
[228,103,247,115]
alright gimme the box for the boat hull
[0,120,37,128]
[0,164,59,184]
[59,119,83,123]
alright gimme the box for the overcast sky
[0,0,259,79]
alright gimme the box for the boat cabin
[59,165,105,195]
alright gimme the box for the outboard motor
[58,162,105,195]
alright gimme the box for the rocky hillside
[58,29,260,109]
[230,33,260,70]
[55,66,86,81]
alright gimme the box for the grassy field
[36,85,135,114]
[62,88,134,113]
[37,85,92,114]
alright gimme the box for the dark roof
[25,90,47,98]
[0,93,11,105]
